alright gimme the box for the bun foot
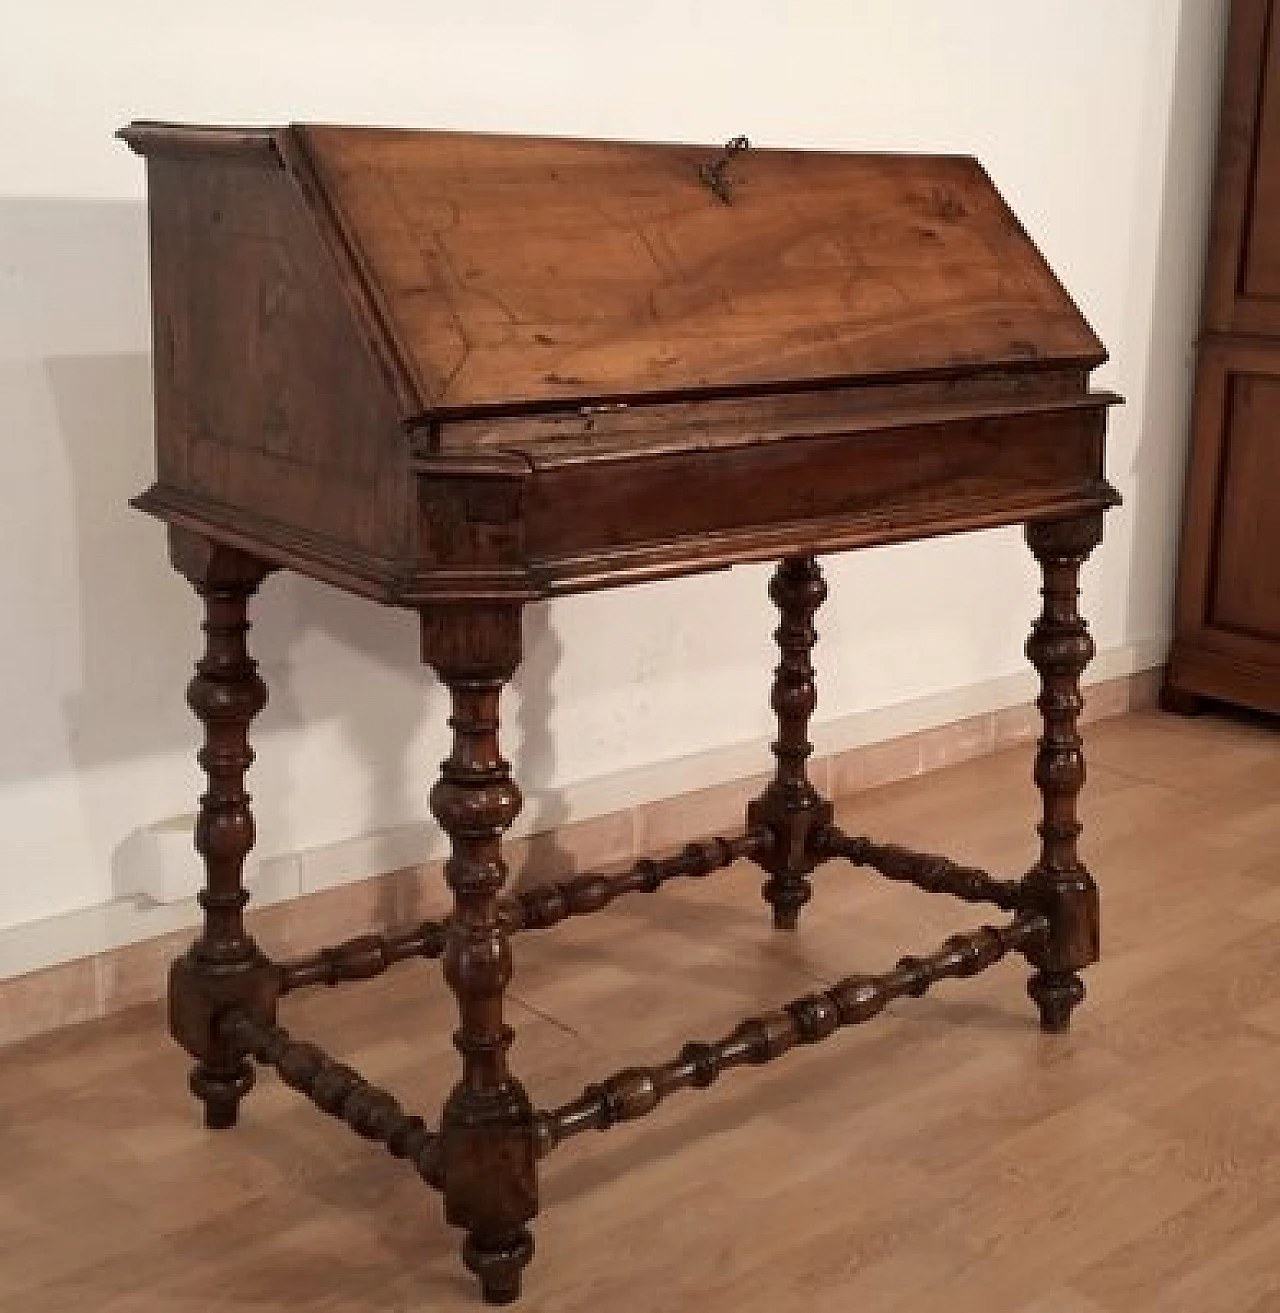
[765,877,809,931]
[191,1058,255,1129]
[464,1228,534,1305]
[1028,969,1085,1033]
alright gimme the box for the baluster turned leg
[1022,514,1104,1032]
[748,555,834,930]
[423,605,537,1305]
[168,529,280,1129]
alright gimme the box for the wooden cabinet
[1166,0,1280,715]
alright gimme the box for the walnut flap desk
[120,122,1120,1304]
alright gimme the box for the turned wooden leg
[168,529,280,1129]
[748,554,833,930]
[423,605,537,1305]
[1022,515,1103,1033]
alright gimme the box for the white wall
[0,1,1228,965]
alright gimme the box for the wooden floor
[2,707,1279,1313]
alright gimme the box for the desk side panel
[139,148,410,580]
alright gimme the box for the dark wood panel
[1210,371,1280,638]
[1165,633,1280,715]
[1200,0,1276,333]
[137,148,410,562]
[527,408,1105,557]
[1240,1,1280,300]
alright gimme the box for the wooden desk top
[119,123,1119,603]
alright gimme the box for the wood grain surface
[298,125,1105,413]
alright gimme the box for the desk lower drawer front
[524,407,1107,581]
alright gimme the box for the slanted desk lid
[294,126,1104,419]
[129,122,1100,420]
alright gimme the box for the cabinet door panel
[1240,7,1280,301]
[1211,369,1280,639]
[1201,0,1280,335]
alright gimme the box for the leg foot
[191,1058,255,1129]
[464,1227,535,1305]
[1027,969,1085,1033]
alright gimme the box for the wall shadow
[4,195,560,924]
[44,335,449,915]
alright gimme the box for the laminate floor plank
[1,708,1277,1311]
